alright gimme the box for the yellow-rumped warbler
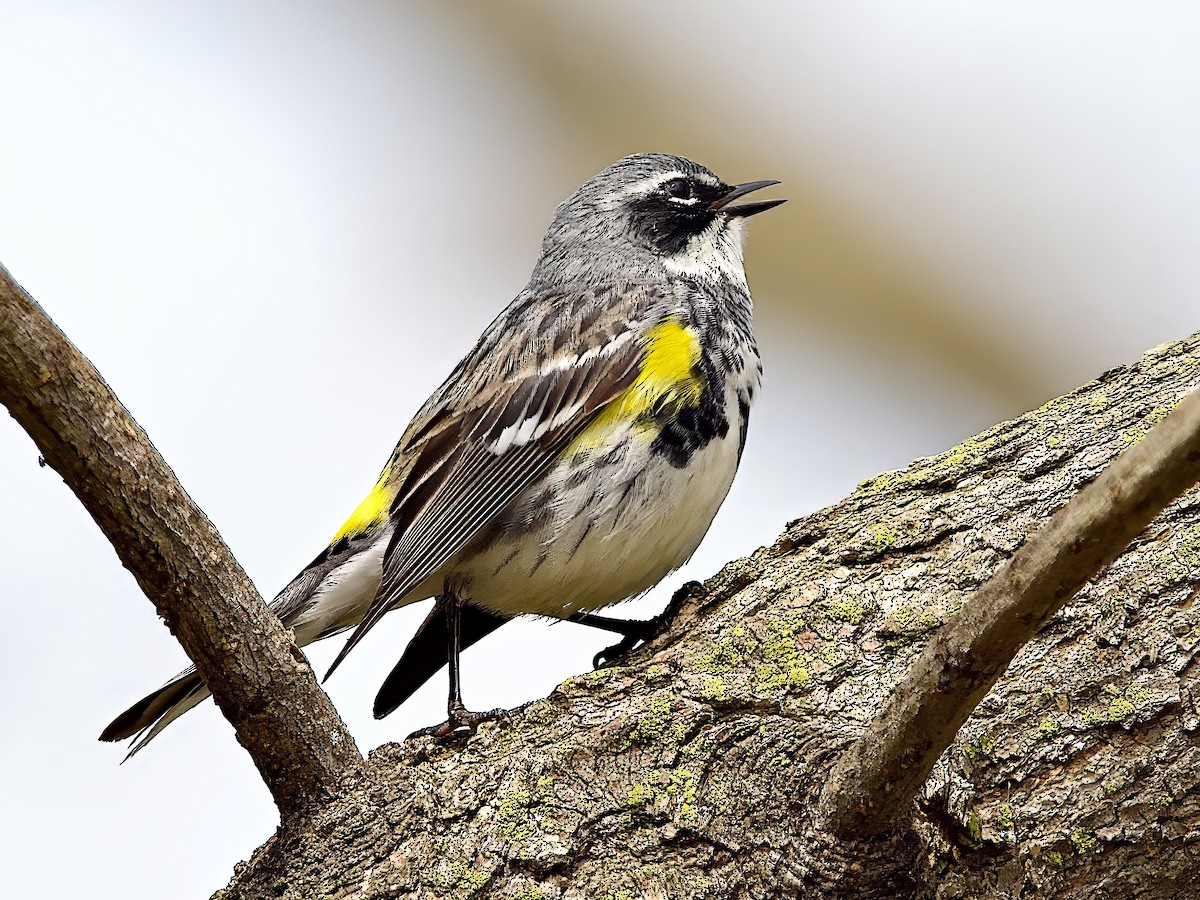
[101,153,783,752]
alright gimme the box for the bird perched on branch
[101,153,783,753]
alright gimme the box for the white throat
[660,217,748,290]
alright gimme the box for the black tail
[373,602,509,719]
[99,670,207,751]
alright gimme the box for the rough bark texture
[0,264,362,819]
[822,373,1200,840]
[217,336,1200,899]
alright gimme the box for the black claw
[593,632,644,669]
[590,617,664,669]
[590,581,703,668]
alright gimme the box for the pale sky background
[1,2,1197,897]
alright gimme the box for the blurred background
[1,2,1197,896]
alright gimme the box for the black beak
[709,180,786,218]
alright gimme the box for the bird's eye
[661,178,692,201]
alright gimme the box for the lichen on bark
[216,335,1200,899]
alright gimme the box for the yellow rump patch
[566,318,703,457]
[332,475,395,541]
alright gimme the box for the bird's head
[533,153,784,289]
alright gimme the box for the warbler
[101,153,782,753]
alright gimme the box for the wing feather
[323,285,663,678]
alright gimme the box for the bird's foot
[408,702,510,741]
[592,626,654,669]
[589,582,701,668]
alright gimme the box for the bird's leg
[411,593,507,740]
[569,584,696,668]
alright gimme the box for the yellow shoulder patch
[566,318,703,457]
[638,318,703,400]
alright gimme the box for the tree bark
[821,374,1200,841]
[213,335,1200,899]
[0,264,362,820]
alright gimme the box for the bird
[100,152,783,754]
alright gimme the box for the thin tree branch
[0,262,362,819]
[819,380,1200,839]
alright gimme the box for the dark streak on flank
[647,347,729,469]
[737,397,751,462]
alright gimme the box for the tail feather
[373,602,509,719]
[100,528,389,757]
[99,670,210,759]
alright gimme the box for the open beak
[709,180,786,218]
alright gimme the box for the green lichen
[1123,426,1146,444]
[668,768,699,823]
[755,615,813,695]
[1168,524,1200,582]
[1147,405,1173,425]
[1127,684,1153,704]
[439,861,492,895]
[627,783,656,807]
[706,775,731,814]
[1105,682,1153,721]
[1088,393,1111,414]
[888,603,944,634]
[856,435,992,493]
[858,470,902,493]
[829,598,865,624]
[1154,793,1174,809]
[756,660,810,693]
[697,626,758,675]
[958,731,998,763]
[623,692,674,746]
[1070,828,1098,854]
[871,523,899,549]
[818,640,848,668]
[967,810,982,841]
[996,803,1015,830]
[942,437,986,468]
[1125,406,1171,442]
[1045,850,1064,867]
[1037,717,1060,738]
[497,788,534,843]
[701,676,728,701]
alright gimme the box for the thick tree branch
[217,336,1200,898]
[820,382,1200,838]
[0,263,362,819]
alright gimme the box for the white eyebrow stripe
[597,170,705,208]
[618,171,687,198]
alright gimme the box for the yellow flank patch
[566,318,703,457]
[332,474,395,541]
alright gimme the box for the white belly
[448,418,742,618]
